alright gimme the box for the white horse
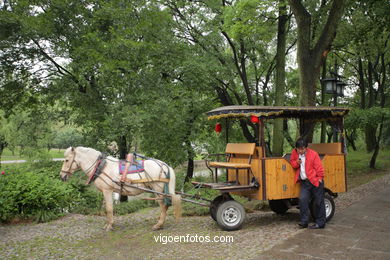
[59,147,181,231]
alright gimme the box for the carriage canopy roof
[206,106,350,121]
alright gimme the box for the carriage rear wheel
[216,200,245,231]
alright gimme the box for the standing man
[290,138,326,229]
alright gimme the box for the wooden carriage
[193,106,350,230]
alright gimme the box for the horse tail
[168,167,182,220]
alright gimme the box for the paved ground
[260,187,390,260]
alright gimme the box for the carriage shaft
[114,181,210,207]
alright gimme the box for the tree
[165,0,297,146]
[272,0,288,156]
[1,0,219,177]
[332,0,389,167]
[288,0,346,105]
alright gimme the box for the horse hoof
[105,225,113,231]
[152,225,162,231]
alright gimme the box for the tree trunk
[119,135,128,160]
[320,56,327,143]
[184,138,195,182]
[289,0,346,141]
[283,119,295,148]
[369,116,384,169]
[345,130,357,151]
[183,102,196,182]
[358,58,366,109]
[0,141,6,168]
[272,0,288,156]
[365,61,377,152]
[185,157,194,182]
[369,54,387,169]
[118,135,128,202]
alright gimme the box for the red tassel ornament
[215,123,222,133]
[250,115,259,124]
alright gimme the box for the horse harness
[86,154,107,185]
[84,153,170,189]
[119,154,171,191]
[60,150,107,185]
[81,153,173,206]
[60,152,78,176]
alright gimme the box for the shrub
[0,162,104,222]
[0,169,75,222]
[114,198,157,215]
[67,173,104,215]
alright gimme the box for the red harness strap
[86,156,106,184]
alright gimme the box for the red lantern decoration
[215,123,222,133]
[250,115,259,124]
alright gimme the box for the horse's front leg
[103,189,114,231]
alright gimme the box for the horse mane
[64,146,98,157]
[75,146,96,153]
[70,147,118,162]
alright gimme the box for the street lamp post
[321,76,346,142]
[321,77,346,106]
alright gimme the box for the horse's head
[60,147,81,181]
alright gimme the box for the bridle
[61,148,103,178]
[60,152,78,176]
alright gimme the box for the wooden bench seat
[208,162,252,169]
[205,143,256,185]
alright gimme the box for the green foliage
[34,209,63,223]
[1,109,53,153]
[345,108,390,150]
[0,165,75,222]
[65,170,104,215]
[0,0,389,184]
[346,108,390,128]
[0,162,105,222]
[223,0,275,42]
[52,126,84,149]
[114,199,157,216]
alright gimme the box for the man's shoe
[308,223,324,229]
[298,223,308,229]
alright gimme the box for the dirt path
[1,173,389,260]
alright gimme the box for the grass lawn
[1,148,65,161]
[346,148,390,189]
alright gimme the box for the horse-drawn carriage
[195,105,350,230]
[60,105,349,231]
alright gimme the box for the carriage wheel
[210,194,233,221]
[269,199,289,214]
[216,200,245,231]
[310,193,335,222]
